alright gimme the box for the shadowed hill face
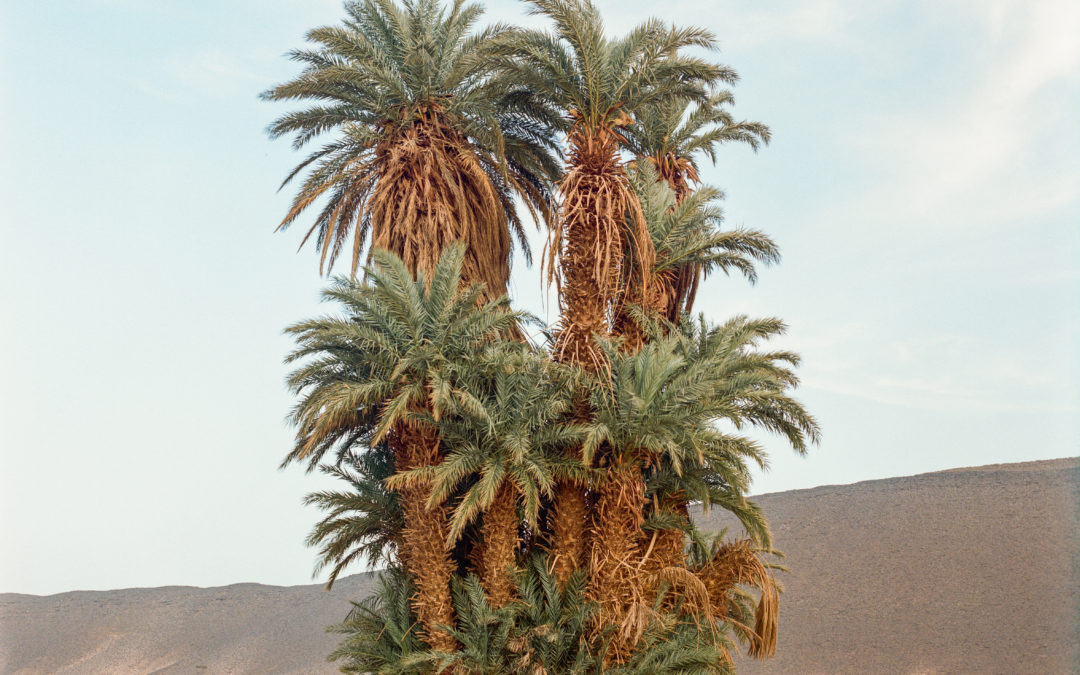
[2,458,1077,674]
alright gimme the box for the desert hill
[2,457,1077,674]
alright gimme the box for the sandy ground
[2,457,1076,674]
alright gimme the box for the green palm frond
[330,555,735,673]
[283,244,522,472]
[624,92,771,177]
[304,445,402,588]
[492,0,732,133]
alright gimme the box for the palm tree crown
[629,165,780,323]
[624,92,771,200]
[284,244,523,650]
[493,0,736,366]
[264,0,559,292]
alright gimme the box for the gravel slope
[2,457,1076,674]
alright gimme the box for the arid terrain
[2,457,1077,674]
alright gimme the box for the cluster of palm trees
[266,0,818,672]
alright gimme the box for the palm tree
[580,315,818,661]
[616,165,780,347]
[393,349,585,608]
[283,245,522,650]
[493,0,735,585]
[624,92,771,201]
[304,445,402,590]
[623,93,771,322]
[263,0,559,295]
[332,556,738,674]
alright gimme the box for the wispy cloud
[837,0,1080,231]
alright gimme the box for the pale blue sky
[1,0,1077,596]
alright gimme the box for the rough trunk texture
[587,462,648,664]
[391,422,458,652]
[480,483,519,609]
[649,500,690,573]
[549,481,588,585]
[548,117,652,584]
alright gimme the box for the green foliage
[491,0,733,133]
[397,348,586,543]
[271,1,819,670]
[282,243,523,471]
[623,92,772,170]
[631,164,780,289]
[328,566,428,673]
[329,557,738,674]
[305,445,402,588]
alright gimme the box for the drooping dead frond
[548,112,654,359]
[370,103,512,299]
[694,537,780,659]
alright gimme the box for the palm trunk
[480,482,519,608]
[650,500,689,572]
[587,461,648,664]
[392,421,458,652]
[549,481,588,584]
[550,119,652,584]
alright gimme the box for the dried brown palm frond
[547,111,653,370]
[368,103,511,299]
[694,537,781,659]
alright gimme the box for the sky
[1,0,1077,596]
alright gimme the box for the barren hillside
[2,457,1077,674]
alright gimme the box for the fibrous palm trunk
[376,106,517,646]
[586,461,648,663]
[548,117,652,586]
[391,423,458,652]
[479,482,519,608]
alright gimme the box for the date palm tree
[616,165,780,347]
[580,314,818,661]
[283,245,522,650]
[263,0,559,295]
[493,0,736,586]
[623,93,771,322]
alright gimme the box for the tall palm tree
[393,349,584,607]
[283,245,522,650]
[494,0,734,584]
[263,0,559,295]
